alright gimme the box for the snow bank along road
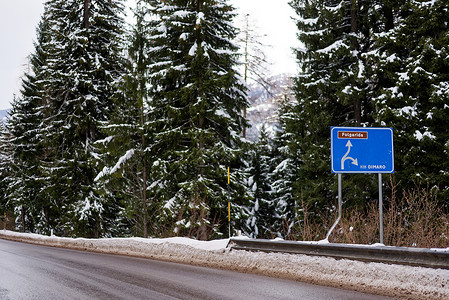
[0,239,390,300]
[1,230,448,299]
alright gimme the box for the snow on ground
[1,230,448,300]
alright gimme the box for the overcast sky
[0,0,298,110]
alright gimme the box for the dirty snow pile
[1,230,448,300]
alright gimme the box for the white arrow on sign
[341,140,358,170]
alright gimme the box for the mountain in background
[245,73,293,141]
[0,109,10,123]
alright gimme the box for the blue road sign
[331,127,394,173]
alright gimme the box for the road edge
[1,230,446,300]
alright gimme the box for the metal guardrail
[229,238,449,269]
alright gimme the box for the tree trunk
[351,0,362,125]
[142,158,148,238]
[141,103,148,238]
[242,14,249,138]
[21,206,26,232]
[83,0,90,29]
[354,99,362,126]
[350,0,358,39]
[383,2,394,31]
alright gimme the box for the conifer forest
[1,0,448,246]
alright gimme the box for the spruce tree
[270,98,302,238]
[5,95,43,232]
[284,0,377,226]
[0,121,12,217]
[39,0,126,237]
[0,17,52,233]
[246,125,275,238]
[287,0,449,232]
[95,1,160,237]
[143,0,249,239]
[371,0,449,202]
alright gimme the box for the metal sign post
[379,173,383,244]
[330,127,394,244]
[326,173,342,241]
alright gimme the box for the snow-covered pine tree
[0,17,52,233]
[39,0,127,237]
[4,97,43,233]
[143,0,249,239]
[95,1,164,238]
[0,119,13,218]
[287,0,382,218]
[269,97,301,238]
[246,125,275,238]
[371,0,449,202]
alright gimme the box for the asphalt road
[0,239,392,300]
